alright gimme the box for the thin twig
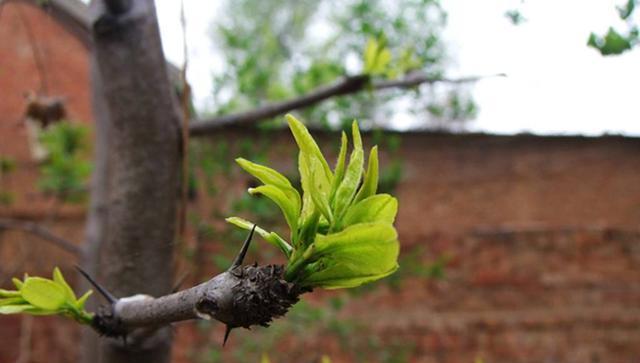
[189,73,505,136]
[0,218,81,256]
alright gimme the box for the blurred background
[1,0,639,362]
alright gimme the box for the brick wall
[1,3,640,361]
[0,1,92,218]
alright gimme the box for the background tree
[207,0,477,130]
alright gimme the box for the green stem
[284,244,315,281]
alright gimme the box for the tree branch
[0,218,81,256]
[189,74,369,135]
[189,72,505,136]
[92,264,307,344]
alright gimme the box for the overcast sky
[156,0,640,136]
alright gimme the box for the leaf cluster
[38,122,92,203]
[588,0,639,55]
[228,115,399,289]
[0,267,93,324]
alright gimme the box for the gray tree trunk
[81,1,182,362]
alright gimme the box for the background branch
[0,218,81,256]
[189,72,505,136]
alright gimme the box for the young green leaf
[307,156,333,223]
[75,290,93,310]
[331,121,364,226]
[0,305,34,314]
[301,222,399,288]
[237,157,302,232]
[343,194,398,226]
[372,48,391,75]
[353,146,379,203]
[0,297,26,306]
[12,277,23,290]
[364,38,379,74]
[266,232,293,259]
[329,131,348,204]
[0,289,21,298]
[236,158,293,189]
[290,116,333,235]
[302,263,398,289]
[53,267,77,304]
[21,277,67,310]
[286,114,332,182]
[226,217,293,256]
[249,185,299,233]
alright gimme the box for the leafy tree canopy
[209,0,476,129]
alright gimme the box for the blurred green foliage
[0,156,16,206]
[209,0,476,129]
[194,296,416,363]
[37,122,91,203]
[588,0,638,55]
[0,267,93,325]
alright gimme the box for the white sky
[156,0,640,136]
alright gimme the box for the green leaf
[288,114,333,234]
[331,121,364,225]
[302,222,400,288]
[354,146,379,203]
[343,194,398,226]
[329,131,348,203]
[307,155,333,223]
[266,232,293,258]
[305,266,398,289]
[286,114,332,183]
[364,38,379,73]
[226,217,293,256]
[75,290,93,310]
[12,277,23,290]
[617,0,635,20]
[373,48,391,74]
[0,289,21,298]
[589,27,634,55]
[21,277,67,310]
[236,158,302,234]
[0,297,26,306]
[0,305,34,314]
[249,185,299,233]
[53,267,77,303]
[235,158,294,189]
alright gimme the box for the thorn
[75,265,117,304]
[223,325,233,347]
[229,224,256,270]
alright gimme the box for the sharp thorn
[229,224,256,270]
[223,325,233,347]
[74,265,117,304]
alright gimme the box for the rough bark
[82,1,181,362]
[91,265,307,339]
